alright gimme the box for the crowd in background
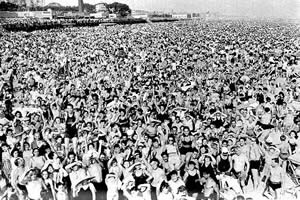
[0,19,300,200]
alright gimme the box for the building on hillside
[108,13,119,18]
[95,2,107,12]
[90,2,109,18]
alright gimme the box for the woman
[108,156,123,179]
[179,127,194,163]
[1,144,12,180]
[52,118,65,139]
[21,142,33,169]
[41,170,56,200]
[163,136,181,171]
[10,149,21,171]
[30,148,45,170]
[52,136,65,158]
[288,131,298,153]
[183,161,201,199]
[199,155,217,182]
[131,163,153,189]
[157,181,173,200]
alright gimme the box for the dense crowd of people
[0,18,105,32]
[0,19,300,200]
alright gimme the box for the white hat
[75,176,95,188]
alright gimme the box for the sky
[44,0,300,19]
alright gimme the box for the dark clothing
[218,156,231,173]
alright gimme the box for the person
[247,137,262,190]
[64,104,78,154]
[216,147,232,175]
[200,171,220,200]
[55,183,69,200]
[122,181,146,200]
[183,161,201,198]
[0,18,299,200]
[66,161,96,200]
[174,185,195,200]
[0,184,17,200]
[86,156,103,193]
[168,170,185,197]
[163,136,182,172]
[232,147,249,191]
[143,158,166,199]
[105,173,121,200]
[263,158,284,200]
[157,181,174,200]
[19,168,48,200]
[41,170,56,200]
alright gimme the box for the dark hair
[169,170,178,177]
[68,151,76,158]
[272,157,279,163]
[235,195,245,200]
[159,181,170,192]
[150,158,159,164]
[177,185,187,193]
[48,152,54,160]
[188,161,196,166]
[11,149,20,157]
[161,151,168,157]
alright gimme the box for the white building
[131,10,149,19]
[171,13,189,19]
[90,12,108,18]
[92,2,109,18]
[95,2,108,13]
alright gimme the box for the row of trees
[0,1,131,17]
[0,2,19,11]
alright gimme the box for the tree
[107,2,131,17]
[83,3,96,13]
[0,2,19,11]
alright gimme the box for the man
[216,147,232,175]
[248,137,262,190]
[66,161,96,200]
[143,158,166,200]
[232,147,250,191]
[263,158,284,200]
[87,156,103,192]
